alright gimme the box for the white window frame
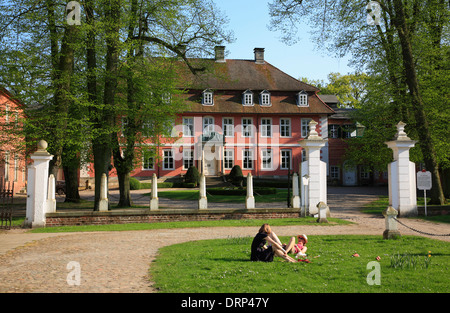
[4,151,10,181]
[242,118,253,137]
[260,118,272,137]
[142,151,154,170]
[163,150,174,170]
[202,89,214,105]
[183,149,194,170]
[301,118,312,138]
[203,116,214,136]
[242,90,254,106]
[330,166,340,179]
[242,149,253,170]
[280,149,292,170]
[224,150,234,169]
[280,118,291,137]
[260,90,271,106]
[14,154,18,182]
[329,124,340,139]
[261,149,273,170]
[297,90,308,107]
[223,117,234,137]
[183,117,194,137]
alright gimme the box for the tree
[302,72,369,108]
[269,0,448,204]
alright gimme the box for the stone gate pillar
[385,122,417,217]
[25,140,53,228]
[299,120,327,216]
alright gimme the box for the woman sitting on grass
[250,224,297,263]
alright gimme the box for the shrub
[228,165,244,187]
[206,187,277,196]
[185,166,200,186]
[129,177,141,190]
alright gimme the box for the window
[242,90,253,106]
[301,149,307,162]
[330,166,340,179]
[183,117,194,137]
[260,90,271,106]
[281,150,291,170]
[243,149,253,169]
[142,120,153,137]
[5,104,9,123]
[183,149,194,170]
[329,125,340,139]
[163,150,174,170]
[301,118,312,137]
[297,90,308,107]
[203,117,214,136]
[202,89,214,105]
[261,149,272,170]
[142,151,154,170]
[360,166,370,179]
[121,117,128,137]
[224,150,234,169]
[242,118,253,137]
[280,118,291,137]
[4,151,9,181]
[162,93,171,104]
[223,118,234,137]
[14,154,18,182]
[261,118,272,137]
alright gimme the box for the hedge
[206,187,277,196]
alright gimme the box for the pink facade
[89,47,336,182]
[0,88,27,192]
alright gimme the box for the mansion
[84,47,376,186]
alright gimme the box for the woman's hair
[259,223,272,234]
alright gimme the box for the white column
[198,173,207,209]
[385,122,417,217]
[291,173,300,209]
[98,173,109,212]
[299,120,328,216]
[46,174,56,213]
[150,173,159,210]
[25,140,53,228]
[246,173,255,209]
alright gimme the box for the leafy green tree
[270,0,448,204]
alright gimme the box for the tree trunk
[116,170,133,207]
[391,0,445,204]
[63,157,81,203]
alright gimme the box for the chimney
[214,46,225,63]
[254,48,265,64]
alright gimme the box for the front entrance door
[343,162,357,186]
[204,158,217,176]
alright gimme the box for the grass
[150,235,450,293]
[362,196,450,224]
[28,217,351,233]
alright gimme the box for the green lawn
[150,235,450,293]
[29,217,351,233]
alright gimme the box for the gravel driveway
[0,186,448,293]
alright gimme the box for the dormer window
[202,89,214,105]
[242,89,254,106]
[297,90,308,107]
[260,90,271,106]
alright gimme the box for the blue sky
[215,0,354,82]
